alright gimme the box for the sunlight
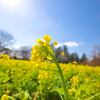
[0,0,21,9]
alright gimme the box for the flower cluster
[30,35,58,62]
[70,76,79,84]
[1,94,8,100]
[69,88,76,95]
[0,54,10,61]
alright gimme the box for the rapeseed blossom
[30,35,53,62]
[31,35,70,100]
[36,38,43,45]
[0,54,3,57]
[0,54,10,60]
[70,76,79,84]
[69,88,76,95]
[5,90,10,94]
[53,41,58,45]
[62,52,65,56]
[43,41,49,46]
[33,45,40,51]
[1,94,8,100]
[43,35,51,42]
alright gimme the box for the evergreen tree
[69,53,75,62]
[73,52,79,62]
[63,45,68,52]
[81,53,87,62]
[62,45,70,63]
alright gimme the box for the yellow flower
[38,54,45,61]
[37,74,43,79]
[3,80,6,83]
[6,71,9,74]
[33,45,40,51]
[30,56,37,61]
[12,68,15,71]
[5,90,10,94]
[43,41,49,46]
[17,73,21,78]
[31,51,38,55]
[48,87,51,90]
[1,94,8,100]
[3,54,10,60]
[69,88,76,95]
[41,93,44,96]
[74,79,78,84]
[85,78,90,82]
[36,38,43,45]
[47,55,52,60]
[6,56,10,60]
[72,76,79,84]
[43,35,51,42]
[0,54,3,57]
[62,52,65,56]
[53,41,58,45]
[73,61,78,66]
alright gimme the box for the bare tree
[19,46,32,60]
[97,44,100,58]
[0,30,14,53]
[11,49,20,59]
[89,44,100,66]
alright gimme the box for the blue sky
[0,0,100,59]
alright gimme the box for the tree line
[0,30,100,66]
[54,45,87,64]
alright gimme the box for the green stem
[49,51,69,100]
[57,85,64,100]
[58,53,62,61]
[86,92,100,100]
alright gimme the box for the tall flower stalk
[30,35,69,100]
[48,51,69,100]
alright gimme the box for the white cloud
[64,42,79,47]
[55,43,62,48]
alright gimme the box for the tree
[0,30,14,53]
[11,49,20,59]
[55,47,62,62]
[69,53,75,62]
[63,45,68,52]
[62,45,70,63]
[89,44,100,66]
[91,44,100,58]
[81,53,87,62]
[73,52,79,62]
[19,46,32,60]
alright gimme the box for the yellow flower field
[0,57,100,100]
